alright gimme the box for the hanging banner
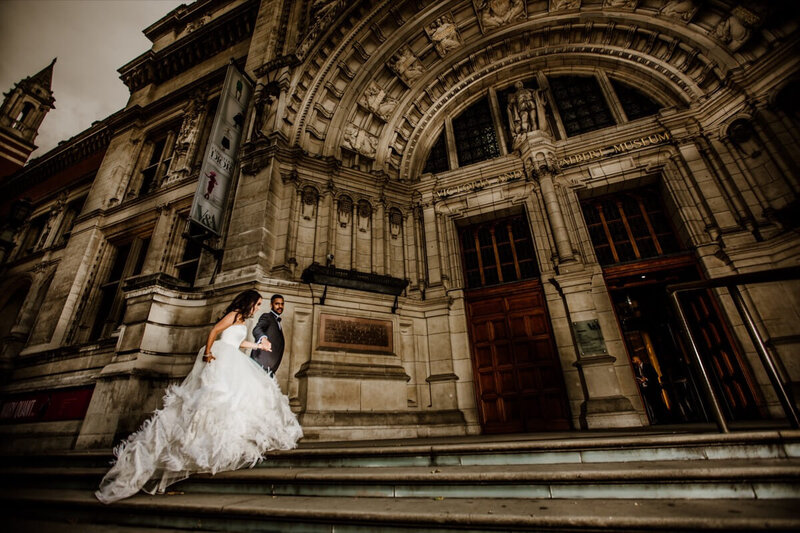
[190,64,253,234]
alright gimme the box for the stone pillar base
[580,395,643,429]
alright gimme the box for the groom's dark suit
[251,311,284,373]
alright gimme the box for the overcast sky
[0,0,186,158]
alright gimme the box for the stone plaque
[318,314,393,354]
[572,319,607,356]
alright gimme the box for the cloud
[0,0,185,158]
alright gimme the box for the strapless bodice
[218,324,247,347]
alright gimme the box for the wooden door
[466,281,571,433]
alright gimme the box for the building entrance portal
[459,214,571,433]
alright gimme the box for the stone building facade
[1,0,798,450]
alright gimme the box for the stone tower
[0,58,56,178]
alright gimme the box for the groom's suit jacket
[251,312,284,373]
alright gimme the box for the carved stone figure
[302,186,318,221]
[425,14,462,57]
[388,46,425,87]
[713,14,751,52]
[175,94,205,154]
[603,0,637,8]
[342,123,378,159]
[474,0,527,33]
[550,0,581,11]
[389,209,403,239]
[357,200,372,233]
[659,0,698,22]
[358,82,399,121]
[506,81,550,137]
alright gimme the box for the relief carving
[388,46,426,87]
[713,14,751,52]
[357,200,372,233]
[302,186,319,221]
[338,195,353,227]
[358,82,399,121]
[342,123,378,158]
[389,208,403,239]
[474,0,527,33]
[425,13,463,57]
[659,0,699,22]
[603,0,638,8]
[550,0,581,11]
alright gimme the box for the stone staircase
[2,429,800,532]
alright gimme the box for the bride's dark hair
[223,289,262,320]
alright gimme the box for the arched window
[423,130,449,174]
[453,97,499,166]
[611,79,662,121]
[13,102,35,129]
[0,282,30,341]
[549,76,615,136]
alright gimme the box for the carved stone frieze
[342,123,378,159]
[358,82,399,121]
[388,46,426,87]
[603,0,638,8]
[550,0,581,11]
[425,13,463,58]
[474,0,527,33]
[659,0,699,23]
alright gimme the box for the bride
[95,290,303,504]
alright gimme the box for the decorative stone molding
[425,13,463,58]
[603,0,638,8]
[712,13,752,52]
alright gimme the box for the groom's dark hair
[271,294,284,303]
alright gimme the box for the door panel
[466,280,571,433]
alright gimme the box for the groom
[251,294,285,376]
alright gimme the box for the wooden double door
[465,280,571,433]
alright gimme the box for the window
[175,221,204,285]
[611,79,662,121]
[89,236,150,340]
[13,102,34,130]
[459,214,539,289]
[53,195,87,247]
[423,130,449,174]
[581,187,681,266]
[19,214,48,256]
[453,97,500,167]
[549,76,615,136]
[139,128,177,195]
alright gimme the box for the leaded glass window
[423,130,449,174]
[611,79,662,121]
[453,97,500,167]
[549,76,615,136]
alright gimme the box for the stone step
[5,459,799,500]
[3,430,798,469]
[4,489,799,532]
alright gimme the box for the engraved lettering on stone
[342,123,378,158]
[358,82,399,121]
[388,46,426,87]
[319,314,393,353]
[425,13,463,57]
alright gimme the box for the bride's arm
[203,312,237,362]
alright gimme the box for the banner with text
[190,64,252,234]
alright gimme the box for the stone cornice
[118,0,258,92]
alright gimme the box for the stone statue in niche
[301,186,319,221]
[728,119,762,158]
[713,14,751,52]
[358,82,399,121]
[425,14,463,57]
[357,201,372,233]
[603,0,637,8]
[338,196,353,228]
[474,0,527,33]
[507,81,550,137]
[342,123,378,159]
[659,0,698,22]
[388,46,426,87]
[175,92,205,156]
[550,0,581,11]
[389,209,403,239]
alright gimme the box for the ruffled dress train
[95,324,302,504]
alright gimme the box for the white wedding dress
[95,324,303,504]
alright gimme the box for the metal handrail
[666,266,800,433]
